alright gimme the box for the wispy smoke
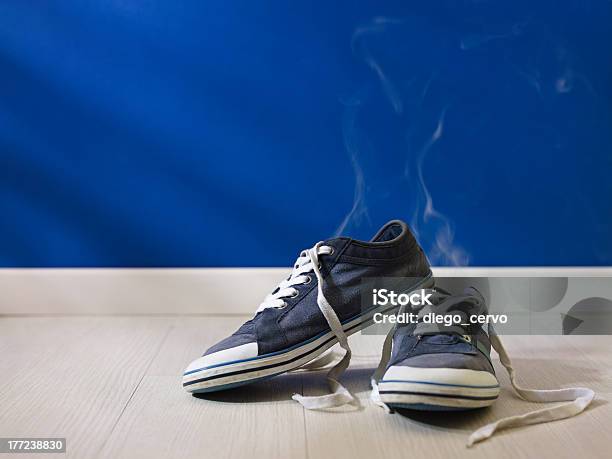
[352,17,404,114]
[409,106,470,266]
[334,97,370,237]
[336,17,470,265]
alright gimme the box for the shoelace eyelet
[289,290,300,298]
[303,275,312,285]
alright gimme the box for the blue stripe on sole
[380,379,499,389]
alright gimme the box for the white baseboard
[0,267,610,315]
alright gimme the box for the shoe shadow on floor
[393,407,492,432]
[192,371,303,403]
[192,367,374,404]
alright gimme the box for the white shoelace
[369,299,595,446]
[258,242,358,409]
[467,324,595,446]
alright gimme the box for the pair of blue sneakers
[183,220,593,446]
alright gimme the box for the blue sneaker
[183,220,433,408]
[373,287,595,446]
[376,287,500,411]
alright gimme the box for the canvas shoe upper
[183,220,433,408]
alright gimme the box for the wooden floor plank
[0,317,173,459]
[99,316,307,459]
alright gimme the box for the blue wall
[1,1,611,267]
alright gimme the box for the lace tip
[466,434,481,448]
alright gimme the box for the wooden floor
[1,316,611,459]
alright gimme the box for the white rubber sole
[182,275,434,393]
[379,365,500,410]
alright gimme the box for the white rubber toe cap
[184,342,259,375]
